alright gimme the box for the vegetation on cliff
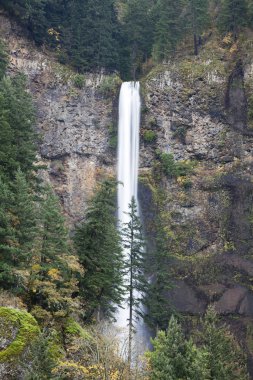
[1,1,253,78]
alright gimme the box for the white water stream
[116,82,151,355]
[117,81,141,330]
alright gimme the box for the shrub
[156,151,196,178]
[143,130,156,143]
[98,74,122,97]
[73,74,86,89]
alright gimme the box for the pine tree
[152,0,183,61]
[248,0,253,26]
[147,316,209,380]
[64,0,119,72]
[27,186,77,315]
[122,197,146,364]
[200,307,249,380]
[143,217,172,329]
[0,175,16,289]
[0,40,8,80]
[10,169,38,264]
[0,74,37,178]
[218,0,248,38]
[185,0,209,55]
[123,0,155,78]
[143,190,172,331]
[74,180,124,321]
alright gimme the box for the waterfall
[116,81,152,360]
[117,81,141,331]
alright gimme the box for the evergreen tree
[200,307,249,380]
[123,0,155,78]
[0,40,8,80]
[0,170,38,291]
[152,0,183,61]
[218,0,248,38]
[27,186,77,315]
[0,74,37,178]
[0,175,15,288]
[147,315,209,380]
[10,169,38,264]
[144,190,172,330]
[122,197,146,364]
[185,0,209,55]
[147,308,250,380]
[40,186,68,264]
[248,0,253,26]
[64,0,119,72]
[74,180,124,321]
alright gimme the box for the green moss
[0,307,40,363]
[64,318,91,340]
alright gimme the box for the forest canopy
[1,0,253,79]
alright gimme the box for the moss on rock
[0,307,40,363]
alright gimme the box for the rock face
[0,14,117,223]
[140,37,253,368]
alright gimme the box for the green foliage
[143,130,157,143]
[143,188,173,330]
[152,0,183,61]
[121,197,146,361]
[98,74,122,97]
[74,180,124,321]
[147,308,250,380]
[147,315,209,380]
[73,74,86,89]
[218,0,248,37]
[0,307,40,363]
[107,123,118,150]
[0,74,37,178]
[156,151,196,178]
[123,0,155,78]
[0,40,8,80]
[199,307,249,380]
[20,332,57,380]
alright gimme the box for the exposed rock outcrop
[0,14,117,224]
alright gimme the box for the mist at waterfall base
[116,81,151,355]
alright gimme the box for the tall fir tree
[200,307,249,380]
[185,0,209,55]
[27,186,77,315]
[147,315,209,380]
[64,0,119,72]
[74,180,124,321]
[122,197,146,364]
[123,0,155,78]
[152,0,183,61]
[218,0,248,38]
[147,309,250,380]
[0,74,37,178]
[0,40,8,80]
[0,175,15,289]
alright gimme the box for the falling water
[117,81,141,331]
[116,82,151,357]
